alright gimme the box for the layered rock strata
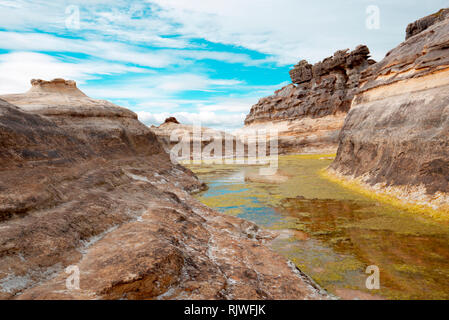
[242,45,375,154]
[330,10,449,213]
[0,79,328,299]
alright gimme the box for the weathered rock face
[246,45,373,125]
[243,45,374,154]
[0,79,327,300]
[330,10,449,213]
[405,8,449,40]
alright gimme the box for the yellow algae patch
[321,169,449,222]
[245,171,290,184]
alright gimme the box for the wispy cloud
[83,73,244,99]
[0,51,144,93]
[0,31,267,68]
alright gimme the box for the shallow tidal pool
[187,155,449,300]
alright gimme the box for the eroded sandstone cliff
[242,45,375,154]
[330,10,449,214]
[0,79,328,299]
[405,8,449,40]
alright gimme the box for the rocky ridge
[242,45,375,154]
[406,8,449,40]
[330,9,449,214]
[0,79,329,299]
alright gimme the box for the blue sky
[0,0,448,130]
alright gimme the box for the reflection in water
[188,155,449,300]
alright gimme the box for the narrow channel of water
[188,155,449,300]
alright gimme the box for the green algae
[188,155,449,300]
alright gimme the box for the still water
[188,155,449,300]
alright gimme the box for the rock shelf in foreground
[0,79,328,300]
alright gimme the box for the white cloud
[135,94,278,131]
[148,0,449,63]
[0,51,144,93]
[0,0,23,8]
[83,73,244,101]
[84,73,242,107]
[154,74,242,92]
[165,50,268,66]
[0,31,265,67]
[197,98,259,114]
[147,0,350,64]
[137,110,246,131]
[0,32,176,68]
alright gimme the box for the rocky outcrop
[0,79,328,299]
[163,116,180,125]
[152,119,249,161]
[243,45,375,154]
[405,8,449,40]
[330,10,449,213]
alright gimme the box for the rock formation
[405,8,449,40]
[163,116,180,125]
[152,118,249,161]
[0,79,328,299]
[330,10,449,213]
[242,45,375,154]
